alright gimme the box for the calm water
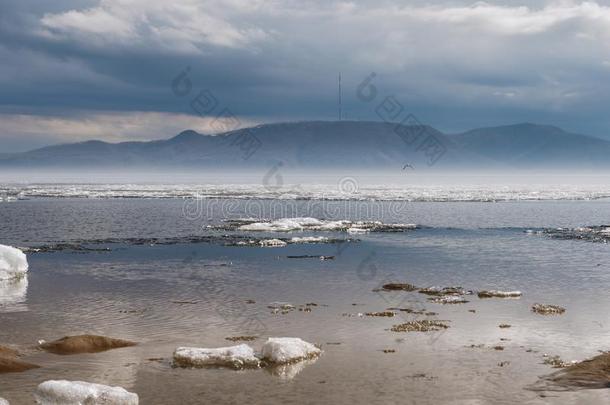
[1,198,609,404]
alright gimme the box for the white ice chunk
[346,227,368,234]
[239,222,286,232]
[316,220,351,231]
[240,217,324,232]
[0,398,9,405]
[287,217,324,226]
[173,344,260,369]
[261,337,321,364]
[381,223,417,230]
[289,236,329,243]
[34,380,138,405]
[0,245,28,281]
[258,239,287,247]
[237,217,415,233]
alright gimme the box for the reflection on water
[0,276,28,313]
[265,358,319,381]
[1,199,610,404]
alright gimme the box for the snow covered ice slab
[239,217,325,232]
[258,239,287,247]
[173,344,260,369]
[236,217,416,233]
[346,227,368,234]
[0,245,28,281]
[34,380,138,405]
[289,236,329,243]
[261,338,321,364]
[0,398,9,405]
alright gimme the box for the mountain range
[1,121,609,169]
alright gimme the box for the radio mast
[338,73,342,121]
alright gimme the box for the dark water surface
[1,198,609,404]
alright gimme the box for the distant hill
[453,123,610,167]
[1,121,609,169]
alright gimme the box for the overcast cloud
[2,0,610,151]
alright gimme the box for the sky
[2,0,610,152]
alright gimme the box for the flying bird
[402,163,415,170]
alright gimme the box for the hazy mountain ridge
[1,121,608,169]
[453,123,610,166]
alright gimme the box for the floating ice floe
[289,236,330,243]
[231,236,349,248]
[172,338,321,374]
[542,225,610,243]
[0,245,28,281]
[227,217,417,233]
[238,218,327,232]
[478,290,522,298]
[173,344,260,369]
[34,380,138,405]
[260,337,321,364]
[0,397,8,405]
[346,227,368,234]
[258,239,287,247]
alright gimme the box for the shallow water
[1,198,609,404]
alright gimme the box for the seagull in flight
[402,163,415,170]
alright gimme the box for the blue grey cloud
[2,0,610,151]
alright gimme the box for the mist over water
[3,169,610,202]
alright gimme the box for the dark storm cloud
[2,0,610,151]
